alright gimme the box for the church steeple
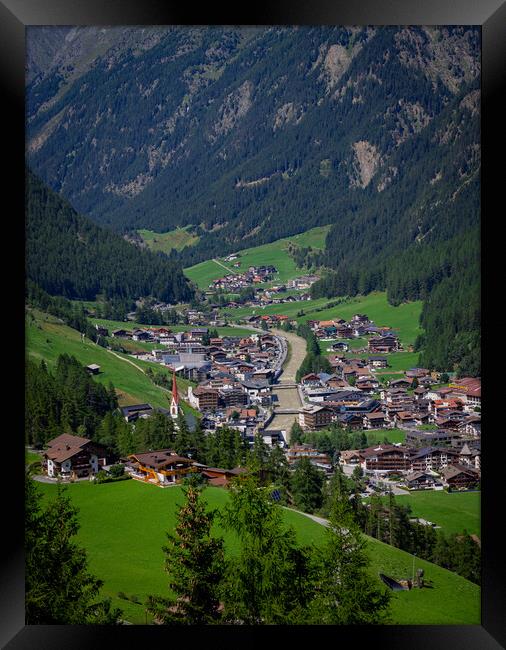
[170,369,180,418]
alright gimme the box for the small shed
[86,364,101,375]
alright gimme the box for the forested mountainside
[26,25,480,374]
[27,26,479,255]
[25,170,194,303]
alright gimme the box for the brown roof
[130,450,192,469]
[44,434,93,463]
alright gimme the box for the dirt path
[106,348,146,374]
[213,258,234,274]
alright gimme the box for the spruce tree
[308,487,391,624]
[220,475,314,624]
[290,456,324,514]
[25,476,122,624]
[146,476,226,624]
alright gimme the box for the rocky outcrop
[349,141,382,189]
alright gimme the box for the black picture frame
[3,0,504,647]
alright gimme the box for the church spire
[170,369,180,418]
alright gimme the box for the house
[43,433,107,479]
[440,464,480,491]
[111,329,132,339]
[298,405,334,430]
[368,335,398,353]
[287,444,333,471]
[368,356,388,369]
[127,450,194,486]
[85,364,101,375]
[339,450,362,466]
[120,403,153,422]
[132,329,152,341]
[301,373,322,387]
[363,412,387,429]
[188,385,220,412]
[395,411,416,427]
[390,378,412,389]
[406,428,460,448]
[199,466,248,487]
[458,416,481,437]
[410,447,459,473]
[404,472,442,491]
[359,444,412,473]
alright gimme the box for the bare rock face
[317,28,375,94]
[273,102,305,131]
[349,141,382,189]
[211,80,253,140]
[320,44,354,91]
[395,27,480,94]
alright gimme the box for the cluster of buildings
[306,314,401,351]
[210,265,277,291]
[39,432,248,488]
[339,440,480,491]
[291,367,481,492]
[286,274,320,290]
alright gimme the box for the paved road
[283,506,330,528]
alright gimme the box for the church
[170,369,182,419]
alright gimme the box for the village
[38,309,481,496]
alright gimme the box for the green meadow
[137,226,200,253]
[26,309,192,410]
[184,225,331,290]
[36,479,480,625]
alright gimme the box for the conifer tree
[25,476,122,624]
[290,456,324,514]
[146,476,226,624]
[220,475,314,624]
[308,486,391,624]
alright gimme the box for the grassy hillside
[36,480,480,625]
[222,292,423,349]
[137,226,200,253]
[26,309,194,411]
[184,225,331,290]
[89,317,255,339]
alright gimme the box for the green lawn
[184,259,234,290]
[26,450,42,464]
[184,225,331,290]
[366,429,407,445]
[222,296,332,321]
[137,226,200,254]
[389,491,481,537]
[35,480,480,625]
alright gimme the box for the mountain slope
[26,169,194,303]
[26,26,480,266]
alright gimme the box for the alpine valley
[26,25,480,375]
